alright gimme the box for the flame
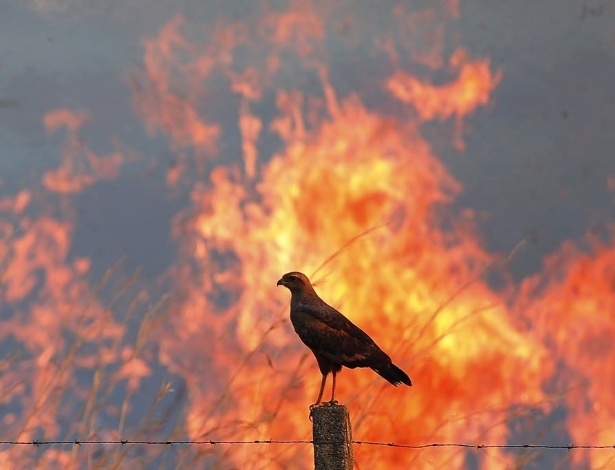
[388,50,501,122]
[43,109,123,193]
[139,6,546,468]
[388,49,502,150]
[515,234,615,468]
[160,95,549,468]
[1,2,613,469]
[1,103,134,467]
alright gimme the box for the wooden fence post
[311,404,353,470]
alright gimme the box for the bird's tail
[373,363,412,386]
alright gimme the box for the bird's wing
[307,301,379,345]
[292,306,391,368]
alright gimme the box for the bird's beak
[276,278,284,286]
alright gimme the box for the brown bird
[277,271,411,406]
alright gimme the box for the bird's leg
[315,373,327,405]
[328,370,338,405]
[310,373,328,410]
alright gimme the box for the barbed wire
[0,439,613,450]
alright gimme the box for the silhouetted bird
[277,271,412,406]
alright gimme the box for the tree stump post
[311,404,353,470]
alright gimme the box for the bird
[277,271,411,406]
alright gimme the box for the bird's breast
[289,309,325,345]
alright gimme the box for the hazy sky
[1,0,614,279]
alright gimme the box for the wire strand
[1,439,613,450]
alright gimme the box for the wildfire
[141,5,545,468]
[1,2,613,470]
[515,235,615,468]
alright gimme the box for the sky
[2,0,613,280]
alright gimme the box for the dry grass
[0,229,578,469]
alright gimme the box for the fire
[388,50,501,122]
[388,50,502,151]
[161,95,550,468]
[515,235,615,468]
[140,7,546,468]
[1,2,612,469]
[0,104,136,467]
[132,15,221,158]
[43,109,123,193]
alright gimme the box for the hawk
[277,271,412,406]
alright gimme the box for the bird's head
[277,271,313,295]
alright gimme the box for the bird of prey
[277,271,412,406]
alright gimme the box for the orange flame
[388,49,502,150]
[132,7,549,467]
[43,109,123,193]
[515,233,615,468]
[160,94,549,467]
